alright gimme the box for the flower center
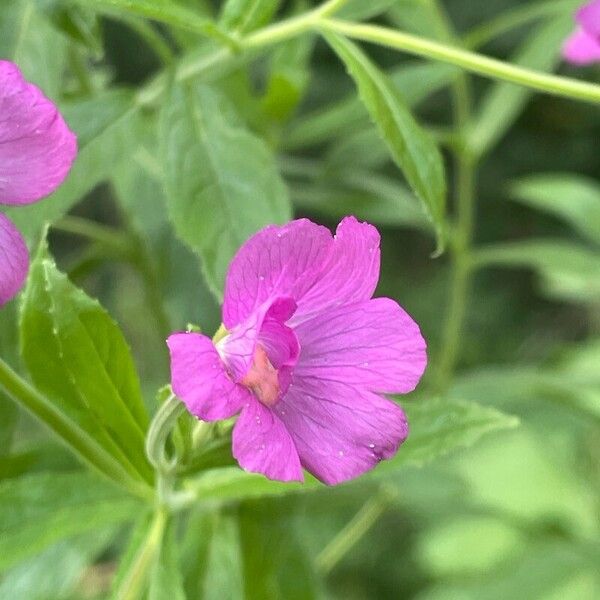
[240,344,280,407]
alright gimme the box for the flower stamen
[240,344,280,406]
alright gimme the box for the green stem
[0,357,154,502]
[135,2,600,109]
[433,157,475,391]
[316,493,390,574]
[145,393,186,472]
[136,0,350,107]
[430,2,477,392]
[115,508,168,600]
[464,0,578,49]
[318,19,600,104]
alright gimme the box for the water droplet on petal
[368,443,375,449]
[338,450,344,457]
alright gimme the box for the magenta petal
[0,213,29,306]
[167,332,250,421]
[217,296,297,381]
[222,217,380,329]
[578,0,600,38]
[223,219,332,329]
[294,298,427,394]
[0,60,77,206]
[275,378,408,485]
[232,399,303,482]
[291,216,380,325]
[562,27,600,65]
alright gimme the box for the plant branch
[318,18,600,105]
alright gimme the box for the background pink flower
[169,217,427,485]
[563,0,600,65]
[0,60,77,305]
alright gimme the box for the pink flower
[563,0,600,65]
[0,61,77,305]
[168,217,427,484]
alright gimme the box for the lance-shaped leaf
[323,32,446,252]
[20,239,152,488]
[160,83,291,297]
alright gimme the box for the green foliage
[0,471,140,571]
[20,238,152,489]
[160,83,291,296]
[219,0,280,34]
[0,0,599,597]
[510,173,600,245]
[71,0,219,36]
[0,0,68,97]
[468,16,573,157]
[476,239,600,303]
[184,398,517,503]
[323,32,447,252]
[0,529,115,600]
[149,522,186,600]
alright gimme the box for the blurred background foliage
[0,0,599,598]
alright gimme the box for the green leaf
[184,399,518,502]
[475,239,600,303]
[418,540,600,600]
[6,90,139,243]
[468,16,573,158]
[219,0,280,34]
[262,34,314,122]
[510,173,600,245]
[287,167,429,230]
[394,398,520,468]
[0,471,141,571]
[0,529,116,600]
[160,83,291,296]
[338,0,403,21]
[149,522,186,600]
[112,510,168,600]
[111,513,153,596]
[0,0,68,98]
[202,512,244,600]
[284,62,455,149]
[20,239,153,488]
[71,0,219,37]
[0,396,17,458]
[323,33,446,252]
[239,500,321,599]
[44,4,103,55]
